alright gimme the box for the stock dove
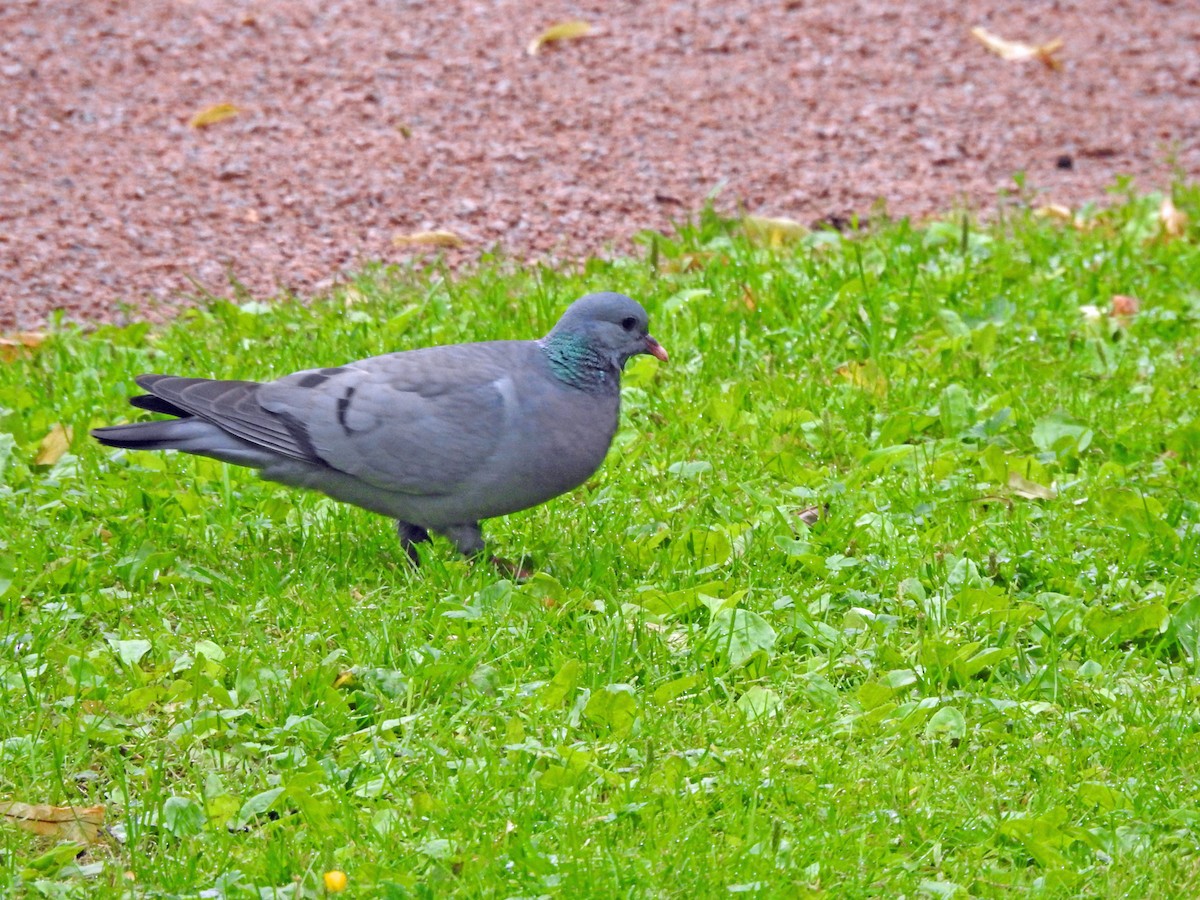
[92,292,667,564]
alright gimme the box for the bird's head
[546,292,668,372]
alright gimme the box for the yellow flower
[323,870,348,893]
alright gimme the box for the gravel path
[3,0,1198,329]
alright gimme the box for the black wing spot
[276,411,325,465]
[296,366,348,389]
[336,385,357,434]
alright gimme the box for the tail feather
[91,417,280,468]
[91,418,200,450]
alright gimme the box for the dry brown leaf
[741,215,807,248]
[0,331,48,362]
[740,285,756,311]
[35,424,72,466]
[835,360,888,397]
[796,504,825,526]
[971,27,1063,70]
[1159,195,1188,240]
[1007,471,1056,501]
[392,230,464,249]
[660,253,708,274]
[527,20,593,56]
[1109,294,1140,319]
[1,801,105,844]
[188,103,240,129]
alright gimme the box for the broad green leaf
[918,880,967,899]
[161,796,206,837]
[939,383,974,436]
[707,608,776,668]
[671,527,733,571]
[584,683,638,736]
[1083,603,1169,643]
[857,681,896,710]
[924,706,966,741]
[937,308,971,338]
[667,460,712,478]
[542,660,582,708]
[1032,413,1093,456]
[194,639,225,662]
[417,838,454,860]
[954,646,1014,680]
[108,638,152,666]
[854,444,917,480]
[652,674,703,704]
[235,787,284,828]
[737,686,782,721]
[539,747,594,788]
[636,581,725,617]
[1078,781,1129,811]
[1169,594,1200,659]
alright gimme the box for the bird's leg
[396,520,431,565]
[438,522,486,557]
[438,523,533,580]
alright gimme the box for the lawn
[3,182,1200,898]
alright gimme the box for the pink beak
[645,336,669,363]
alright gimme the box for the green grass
[3,182,1200,898]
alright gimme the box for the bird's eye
[621,316,637,331]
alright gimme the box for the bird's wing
[256,342,525,495]
[134,374,322,463]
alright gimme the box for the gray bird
[92,292,668,565]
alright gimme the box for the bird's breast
[484,387,619,513]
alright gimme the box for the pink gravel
[2,0,1198,329]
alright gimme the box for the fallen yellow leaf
[1159,195,1188,240]
[741,215,807,248]
[392,230,464,249]
[35,424,72,466]
[971,27,1063,70]
[1033,204,1074,222]
[835,359,888,397]
[1,801,105,845]
[1033,204,1095,231]
[188,102,240,129]
[0,331,48,362]
[1007,471,1056,500]
[527,20,593,56]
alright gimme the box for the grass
[2,181,1200,898]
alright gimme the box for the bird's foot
[396,520,431,566]
[488,555,534,582]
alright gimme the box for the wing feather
[136,375,320,463]
[258,344,521,495]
